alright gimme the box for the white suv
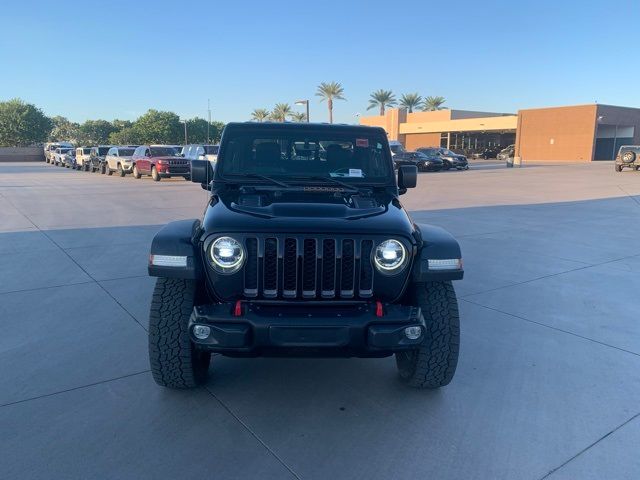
[75,147,92,170]
[105,146,136,176]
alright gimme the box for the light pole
[295,100,309,122]
[182,120,188,145]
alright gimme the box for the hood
[153,155,185,161]
[201,190,416,238]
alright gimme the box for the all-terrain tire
[615,164,623,172]
[396,281,460,388]
[148,277,211,389]
[621,151,636,163]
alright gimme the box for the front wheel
[396,281,460,388]
[117,164,125,177]
[148,278,211,388]
[133,164,141,179]
[151,166,161,181]
[106,164,113,176]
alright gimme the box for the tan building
[360,104,640,161]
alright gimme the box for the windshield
[118,148,135,156]
[419,148,439,155]
[150,147,177,156]
[60,148,72,154]
[440,149,456,156]
[98,147,110,156]
[218,132,392,183]
[204,145,219,155]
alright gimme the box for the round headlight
[373,239,407,274]
[209,236,244,273]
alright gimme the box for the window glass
[118,148,135,156]
[149,147,176,156]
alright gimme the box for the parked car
[393,151,443,171]
[388,140,405,157]
[105,146,136,176]
[417,147,468,170]
[52,147,74,166]
[615,145,640,172]
[472,147,501,159]
[88,145,115,173]
[74,147,92,170]
[131,145,190,181]
[44,142,73,163]
[61,149,77,168]
[182,144,220,162]
[496,144,515,161]
[147,122,464,390]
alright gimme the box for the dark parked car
[393,151,443,171]
[473,147,501,159]
[131,145,190,181]
[88,145,115,173]
[417,147,468,170]
[615,146,640,172]
[147,122,464,390]
[61,148,76,168]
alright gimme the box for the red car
[131,145,190,181]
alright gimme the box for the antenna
[207,99,211,144]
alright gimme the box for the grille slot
[242,235,379,300]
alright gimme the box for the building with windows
[359,104,640,161]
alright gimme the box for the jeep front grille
[243,235,375,299]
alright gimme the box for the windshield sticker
[355,138,369,148]
[349,168,363,177]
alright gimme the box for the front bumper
[189,301,425,357]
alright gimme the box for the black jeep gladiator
[147,122,464,389]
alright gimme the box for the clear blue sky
[1,0,638,124]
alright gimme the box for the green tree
[251,108,270,122]
[184,118,225,143]
[111,119,133,132]
[271,103,292,122]
[48,116,80,143]
[0,98,53,146]
[78,119,116,145]
[315,81,346,124]
[422,96,446,111]
[399,93,423,113]
[367,89,396,116]
[132,109,182,144]
[108,127,137,145]
[288,112,307,122]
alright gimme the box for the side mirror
[398,165,417,191]
[191,159,214,186]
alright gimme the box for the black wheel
[151,166,161,181]
[117,163,125,177]
[622,151,636,163]
[148,278,211,389]
[101,163,107,174]
[615,164,623,172]
[106,163,113,176]
[396,281,460,389]
[443,162,451,170]
[133,164,141,179]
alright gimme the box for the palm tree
[315,81,346,124]
[251,108,270,122]
[367,89,397,116]
[399,93,423,113]
[270,103,292,122]
[422,96,446,111]
[288,112,307,122]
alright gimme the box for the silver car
[105,146,136,176]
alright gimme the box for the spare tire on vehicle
[622,151,636,163]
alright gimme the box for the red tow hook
[233,300,243,317]
[375,300,384,317]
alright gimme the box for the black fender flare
[148,219,203,279]
[411,223,464,282]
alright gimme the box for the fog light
[404,326,422,340]
[193,325,211,340]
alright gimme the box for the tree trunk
[380,105,385,116]
[328,98,333,124]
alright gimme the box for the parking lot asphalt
[1,161,639,480]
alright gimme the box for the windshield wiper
[292,175,361,192]
[225,173,292,188]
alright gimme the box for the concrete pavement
[1,161,639,479]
